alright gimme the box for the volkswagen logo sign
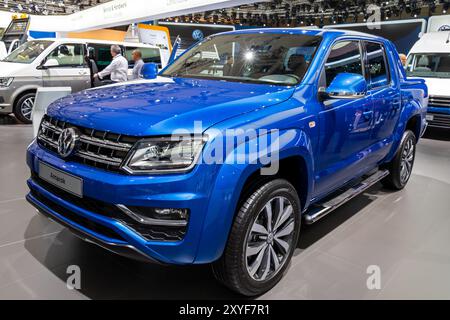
[192,29,204,41]
[57,128,80,158]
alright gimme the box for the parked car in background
[0,38,163,123]
[407,31,450,129]
[26,29,427,296]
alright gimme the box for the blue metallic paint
[26,28,428,265]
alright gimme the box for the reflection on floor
[0,121,449,300]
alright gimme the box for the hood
[47,77,295,136]
[421,77,450,97]
[0,61,29,77]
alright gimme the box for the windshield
[3,40,53,64]
[162,33,322,86]
[406,53,450,79]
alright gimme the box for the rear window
[365,42,390,88]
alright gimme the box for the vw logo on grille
[57,128,80,158]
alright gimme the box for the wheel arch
[13,87,38,110]
[194,129,315,264]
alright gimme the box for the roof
[409,31,450,53]
[217,27,384,41]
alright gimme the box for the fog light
[154,208,188,220]
[116,205,189,227]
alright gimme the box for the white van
[0,38,164,123]
[407,31,450,129]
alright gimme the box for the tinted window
[324,41,363,87]
[87,43,115,72]
[125,47,162,68]
[162,34,322,86]
[406,53,450,79]
[366,42,390,88]
[46,43,85,67]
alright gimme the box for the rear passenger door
[315,40,375,197]
[364,41,402,159]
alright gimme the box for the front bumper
[26,142,218,265]
[0,86,14,113]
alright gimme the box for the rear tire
[13,92,35,124]
[382,130,417,190]
[212,179,301,296]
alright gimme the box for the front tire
[382,130,417,190]
[13,93,35,124]
[212,179,301,296]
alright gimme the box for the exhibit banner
[137,24,171,67]
[20,0,263,33]
[158,22,235,57]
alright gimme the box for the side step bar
[304,170,389,225]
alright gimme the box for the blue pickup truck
[26,29,428,296]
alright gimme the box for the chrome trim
[76,150,123,166]
[429,95,450,108]
[38,135,58,148]
[32,203,157,264]
[80,136,132,152]
[304,169,389,224]
[327,91,366,99]
[116,204,188,227]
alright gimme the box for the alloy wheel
[400,138,415,184]
[21,96,35,121]
[245,196,296,282]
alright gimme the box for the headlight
[0,77,13,88]
[123,136,205,174]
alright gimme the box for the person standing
[131,49,145,80]
[94,45,128,83]
[399,54,407,67]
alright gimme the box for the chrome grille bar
[37,116,138,172]
[429,96,450,108]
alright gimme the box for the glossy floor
[0,120,449,300]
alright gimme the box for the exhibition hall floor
[0,120,449,300]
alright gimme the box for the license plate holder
[38,162,83,198]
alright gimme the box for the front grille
[429,95,450,109]
[31,173,187,242]
[428,113,450,128]
[37,115,139,173]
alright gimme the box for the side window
[366,42,390,89]
[324,41,363,87]
[46,43,85,67]
[87,43,113,72]
[125,47,162,68]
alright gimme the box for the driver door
[315,40,374,198]
[41,43,91,93]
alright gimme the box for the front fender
[194,128,314,264]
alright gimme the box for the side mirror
[319,73,367,101]
[40,58,59,69]
[141,63,159,80]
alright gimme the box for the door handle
[79,71,88,75]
